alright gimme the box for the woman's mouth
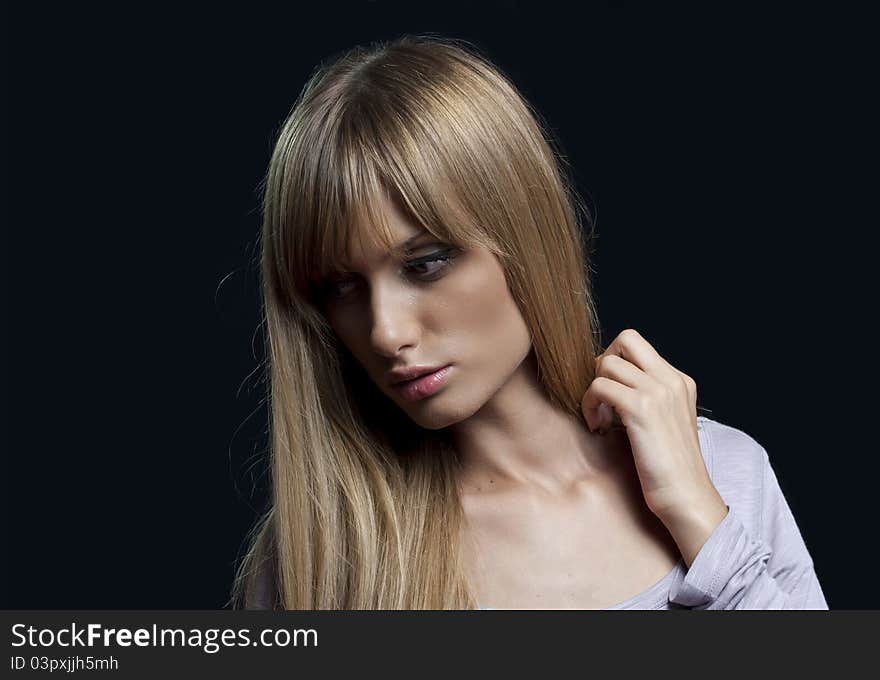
[391,365,453,401]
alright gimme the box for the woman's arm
[668,443,829,610]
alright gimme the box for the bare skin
[458,422,682,609]
[321,191,685,609]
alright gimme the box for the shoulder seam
[700,416,717,480]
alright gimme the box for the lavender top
[248,416,829,610]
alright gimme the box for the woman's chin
[403,396,481,431]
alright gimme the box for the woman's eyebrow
[336,227,432,271]
[394,227,431,254]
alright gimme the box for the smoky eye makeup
[319,245,462,300]
[404,246,460,278]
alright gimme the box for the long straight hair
[230,34,602,609]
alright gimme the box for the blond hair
[230,34,602,609]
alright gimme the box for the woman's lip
[391,365,453,401]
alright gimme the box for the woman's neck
[450,355,615,497]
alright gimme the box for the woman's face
[319,194,533,430]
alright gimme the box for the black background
[4,3,876,608]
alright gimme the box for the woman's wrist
[659,489,730,570]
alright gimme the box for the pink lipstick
[391,365,453,401]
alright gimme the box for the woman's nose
[367,281,420,358]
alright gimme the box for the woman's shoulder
[697,415,771,531]
[698,415,768,472]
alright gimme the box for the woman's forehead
[334,193,432,264]
[340,225,431,267]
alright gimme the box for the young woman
[231,35,828,610]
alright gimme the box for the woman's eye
[326,280,356,298]
[404,248,459,278]
[322,248,459,300]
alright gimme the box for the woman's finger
[581,376,635,433]
[596,354,652,390]
[598,329,662,373]
[591,353,653,432]
[601,329,681,387]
